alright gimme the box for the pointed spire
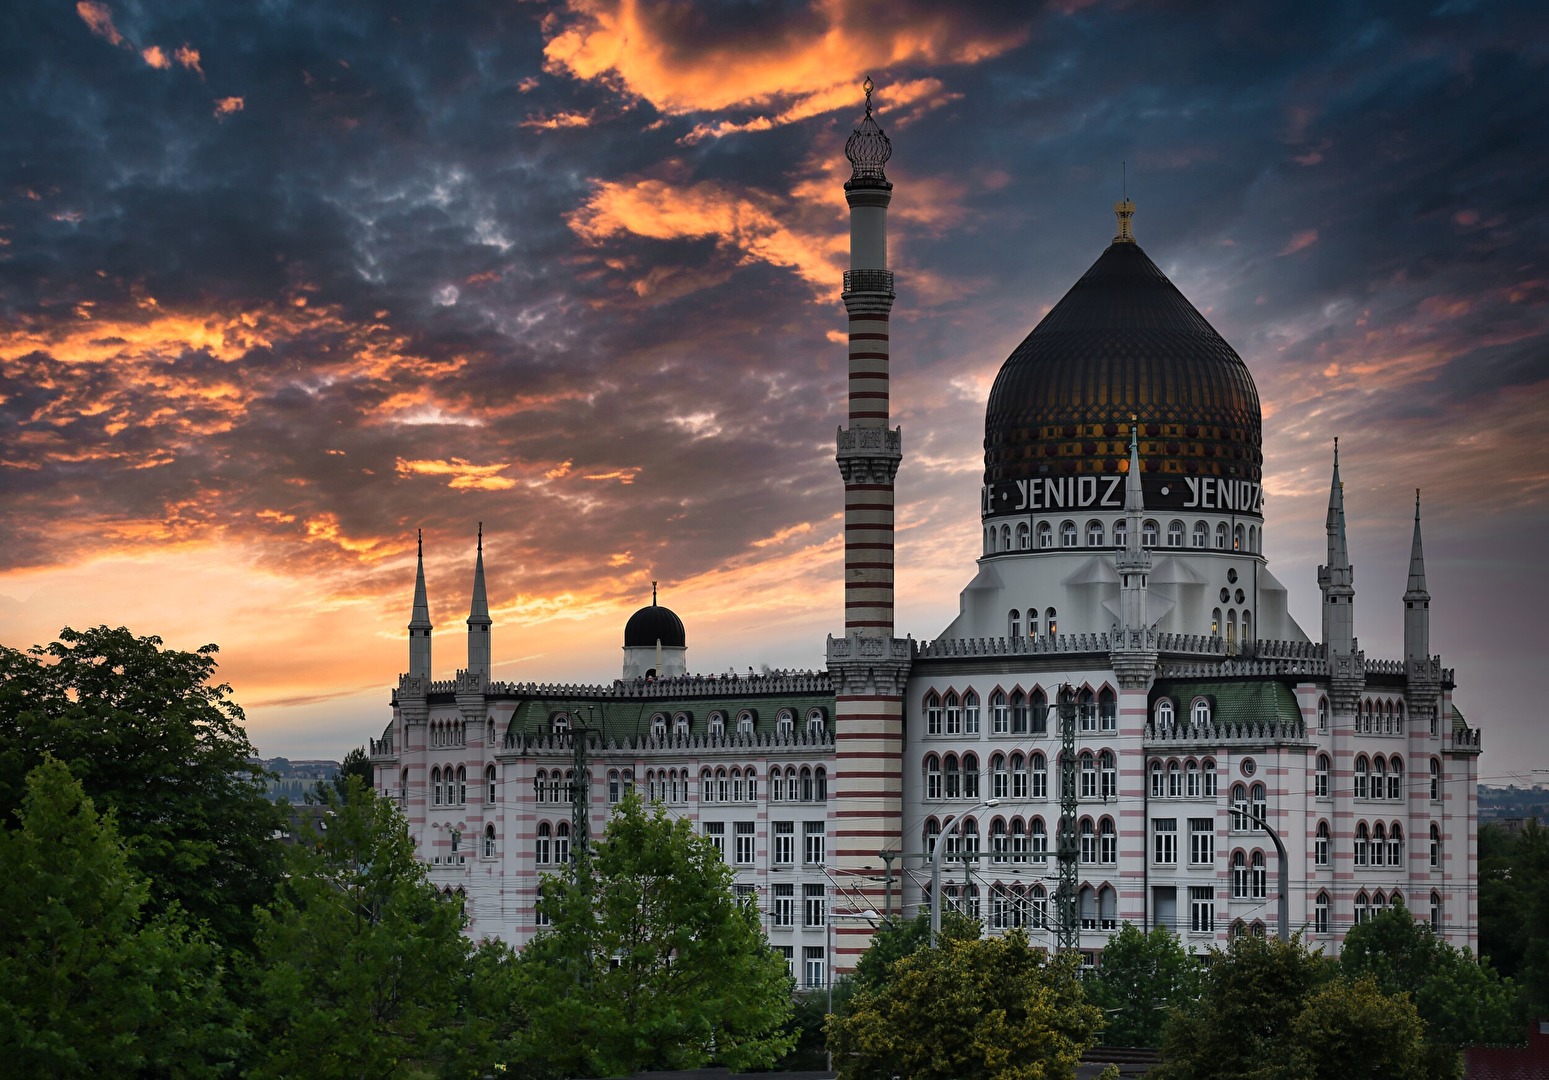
[410,529,431,628]
[1125,422,1145,523]
[468,522,490,623]
[1406,490,1428,598]
[1326,437,1348,569]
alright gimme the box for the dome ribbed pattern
[623,604,686,648]
[984,242,1261,488]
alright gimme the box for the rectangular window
[1315,768,1329,799]
[1189,819,1215,865]
[773,883,794,927]
[735,821,756,866]
[804,946,825,989]
[1153,818,1178,865]
[779,945,794,978]
[1190,886,1215,933]
[735,883,756,905]
[992,769,1008,799]
[1031,768,1047,800]
[703,821,725,860]
[803,822,825,866]
[1013,768,1029,800]
[804,883,826,928]
[1315,833,1329,866]
[773,821,794,865]
[993,698,1009,734]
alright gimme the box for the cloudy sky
[2,0,1545,780]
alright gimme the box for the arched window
[1373,757,1387,799]
[1317,697,1329,731]
[1185,759,1200,798]
[1079,817,1096,864]
[1203,758,1217,796]
[944,692,962,735]
[1011,690,1029,734]
[1011,817,1029,862]
[1031,818,1049,863]
[1430,758,1441,801]
[699,767,712,801]
[1031,884,1048,927]
[1251,850,1267,898]
[1099,884,1118,929]
[1155,698,1175,732]
[1167,760,1182,798]
[991,753,1008,799]
[1150,759,1164,798]
[1396,700,1405,729]
[1098,687,1117,731]
[1192,698,1211,725]
[1011,753,1029,799]
[1232,850,1249,898]
[1250,783,1266,828]
[778,710,795,738]
[1193,520,1209,548]
[716,767,730,803]
[1389,822,1404,866]
[1114,519,1128,547]
[998,524,1011,552]
[1211,608,1221,636]
[991,690,1009,733]
[1354,755,1370,799]
[1355,822,1370,866]
[961,818,980,859]
[1315,753,1330,798]
[737,710,755,735]
[1100,817,1117,863]
[1241,610,1252,642]
[1031,752,1048,799]
[1315,891,1330,934]
[945,754,962,800]
[1215,522,1229,549]
[674,712,691,736]
[963,753,979,799]
[808,709,826,737]
[1233,524,1244,551]
[1037,521,1053,548]
[991,818,1008,863]
[925,691,943,735]
[554,822,571,864]
[924,817,941,855]
[1046,607,1058,636]
[800,766,814,802]
[400,767,409,801]
[1080,884,1098,929]
[1031,687,1049,733]
[1385,701,1395,734]
[1168,519,1185,546]
[1008,609,1021,640]
[1016,522,1030,550]
[651,714,667,739]
[814,767,827,803]
[1315,821,1330,865]
[709,712,726,739]
[1231,784,1249,831]
[964,690,981,734]
[1027,608,1040,637]
[1101,751,1117,799]
[609,769,622,804]
[1142,519,1159,546]
[1430,823,1442,867]
[486,764,497,804]
[769,769,783,803]
[1060,520,1078,547]
[1355,890,1370,926]
[1079,752,1097,799]
[432,766,443,806]
[1430,891,1443,931]
[925,755,942,800]
[1087,519,1105,547]
[536,822,552,864]
[1388,757,1404,801]
[1225,609,1237,646]
[483,823,496,859]
[730,767,744,803]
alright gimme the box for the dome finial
[845,77,891,185]
[652,579,658,606]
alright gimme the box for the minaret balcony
[842,269,895,295]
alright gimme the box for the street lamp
[826,906,877,1072]
[1240,807,1289,941]
[930,798,999,946]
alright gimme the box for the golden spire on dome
[1113,161,1135,244]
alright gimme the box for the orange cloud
[395,457,517,490]
[214,96,245,118]
[76,1,122,45]
[520,110,593,130]
[142,45,170,69]
[680,77,957,144]
[1280,229,1319,255]
[569,177,844,290]
[543,0,1025,131]
[175,44,202,74]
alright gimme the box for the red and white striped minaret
[827,78,910,971]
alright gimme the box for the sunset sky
[2,1,1546,781]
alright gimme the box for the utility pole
[1055,685,1080,955]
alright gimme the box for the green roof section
[1152,678,1302,727]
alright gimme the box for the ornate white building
[369,86,1480,980]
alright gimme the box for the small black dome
[624,604,685,648]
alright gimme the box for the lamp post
[930,798,999,946]
[1240,807,1290,941]
[826,905,877,1072]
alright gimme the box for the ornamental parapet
[502,729,836,756]
[842,268,895,296]
[1250,639,1326,660]
[1448,728,1482,754]
[1160,658,1329,679]
[1144,717,1310,746]
[913,632,1110,660]
[481,670,831,700]
[836,427,902,453]
[369,735,394,759]
[829,633,914,663]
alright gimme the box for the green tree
[1085,923,1203,1047]
[513,791,795,1077]
[311,744,373,804]
[0,757,237,1077]
[1157,933,1332,1080]
[847,909,981,994]
[826,932,1102,1080]
[0,626,284,952]
[246,780,475,1079]
[1286,976,1426,1080]
[1477,821,1524,979]
[1341,902,1521,1078]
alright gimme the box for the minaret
[466,523,492,679]
[826,79,911,973]
[1404,491,1430,670]
[1110,420,1158,691]
[409,529,432,680]
[1317,439,1356,655]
